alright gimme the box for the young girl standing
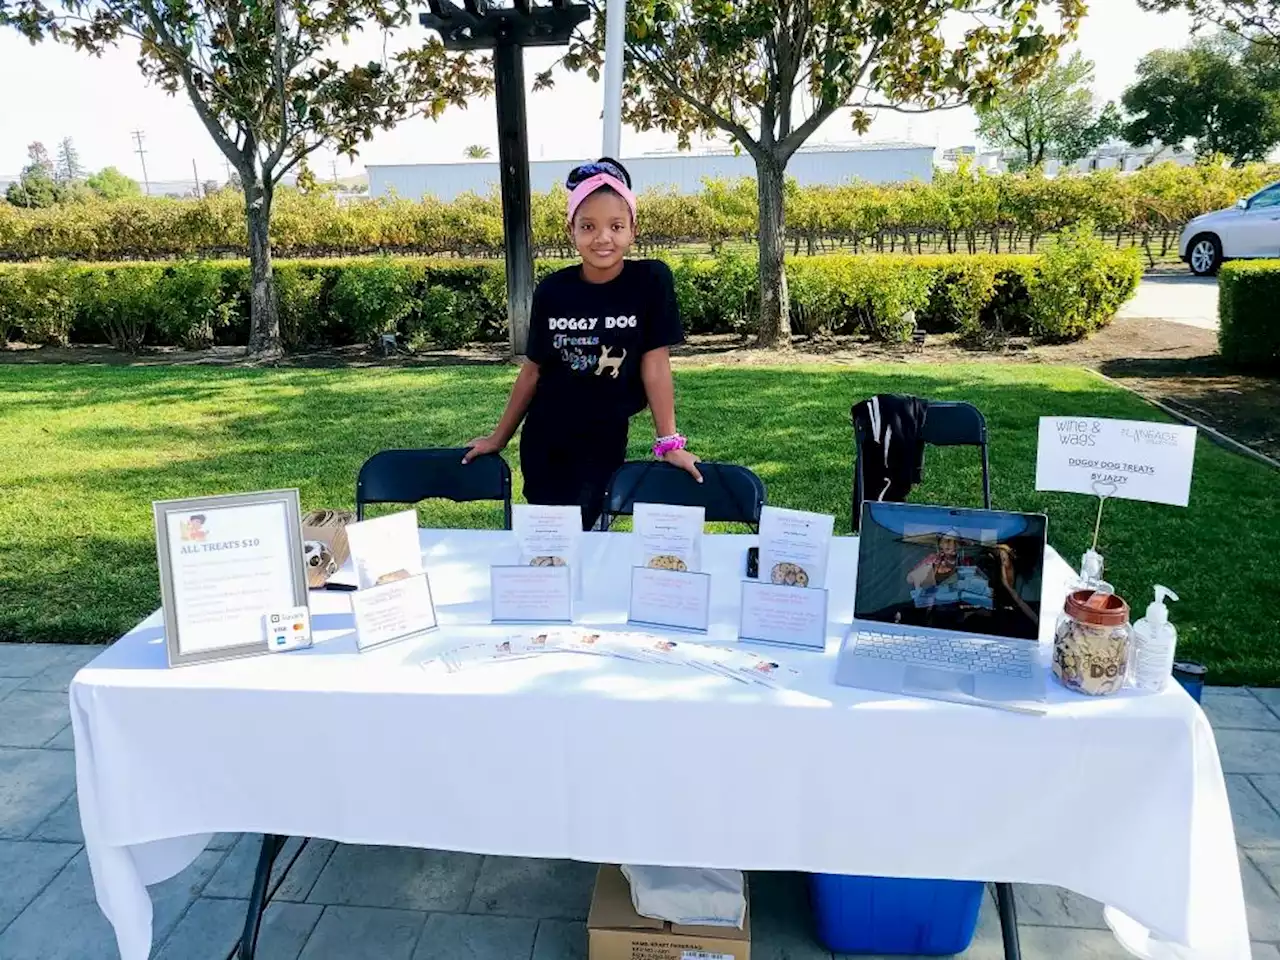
[464,158,701,529]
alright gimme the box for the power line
[131,130,151,197]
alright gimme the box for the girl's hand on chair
[664,447,703,483]
[462,435,504,463]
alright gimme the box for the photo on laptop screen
[855,503,1047,641]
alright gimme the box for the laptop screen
[855,503,1047,642]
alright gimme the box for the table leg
[239,834,286,960]
[995,882,1022,960]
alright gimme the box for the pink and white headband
[566,172,637,224]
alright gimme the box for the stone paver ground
[2,643,1279,960]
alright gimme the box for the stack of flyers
[420,628,801,690]
[423,636,535,674]
[679,644,802,688]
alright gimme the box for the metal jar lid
[1063,589,1130,627]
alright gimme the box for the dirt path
[5,315,1276,460]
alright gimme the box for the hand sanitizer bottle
[1132,586,1180,692]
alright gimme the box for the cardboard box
[588,865,750,960]
[301,509,354,588]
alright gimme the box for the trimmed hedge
[1219,261,1280,373]
[0,246,1141,351]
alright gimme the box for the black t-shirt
[525,259,684,431]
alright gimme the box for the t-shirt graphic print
[525,260,684,427]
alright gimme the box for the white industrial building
[367,141,937,200]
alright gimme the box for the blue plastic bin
[809,873,985,955]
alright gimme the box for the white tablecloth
[70,532,1248,960]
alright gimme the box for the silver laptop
[835,502,1048,711]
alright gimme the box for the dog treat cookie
[770,562,809,587]
[646,554,688,572]
[529,555,566,567]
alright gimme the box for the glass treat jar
[1053,589,1132,696]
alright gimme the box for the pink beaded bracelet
[653,433,687,459]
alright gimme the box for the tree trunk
[245,178,282,358]
[755,158,790,349]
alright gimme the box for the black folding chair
[852,399,992,532]
[600,460,766,532]
[355,447,513,529]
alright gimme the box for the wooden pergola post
[421,0,589,357]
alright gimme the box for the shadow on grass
[2,363,1278,683]
[1099,356,1237,379]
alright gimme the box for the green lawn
[2,362,1276,685]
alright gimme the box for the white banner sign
[1035,417,1197,507]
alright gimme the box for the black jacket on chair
[853,394,931,505]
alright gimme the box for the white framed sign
[153,489,308,667]
[350,572,439,652]
[491,565,573,623]
[739,580,829,651]
[628,566,712,633]
[1036,417,1197,507]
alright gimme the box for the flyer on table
[512,504,580,568]
[757,506,834,589]
[633,502,704,572]
[165,499,298,654]
[345,510,424,589]
[1035,416,1197,507]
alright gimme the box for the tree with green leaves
[546,0,1084,345]
[1138,0,1280,49]
[86,166,142,199]
[976,52,1122,170]
[56,136,84,183]
[464,144,492,159]
[1122,36,1280,163]
[1,0,490,356]
[5,141,61,207]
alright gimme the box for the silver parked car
[1179,181,1280,276]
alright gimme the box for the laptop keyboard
[851,630,1035,679]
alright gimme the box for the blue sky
[0,0,1193,182]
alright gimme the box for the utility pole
[331,159,339,184]
[132,130,151,197]
[192,159,201,198]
